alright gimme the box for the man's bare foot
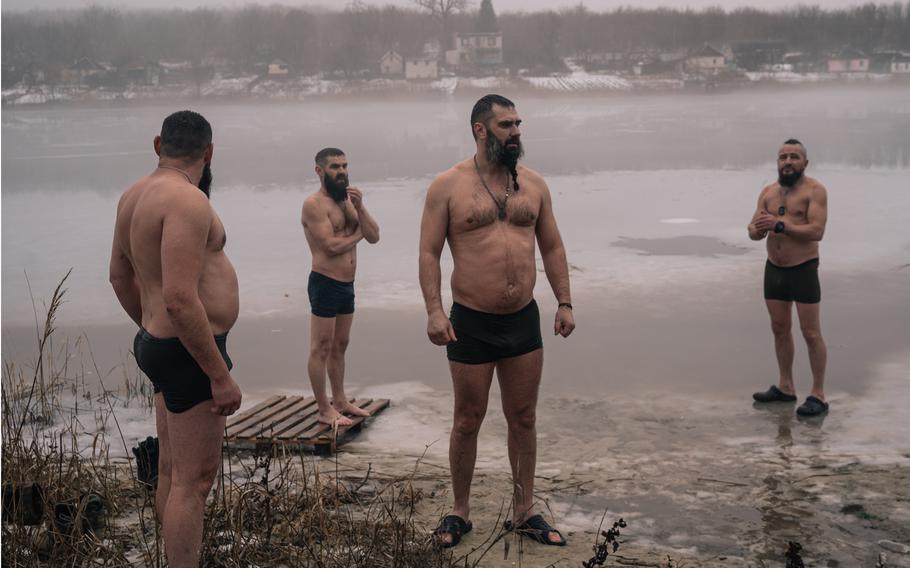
[317,408,354,427]
[332,399,370,418]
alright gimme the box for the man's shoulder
[517,164,546,187]
[805,176,827,194]
[427,161,472,197]
[760,181,778,195]
[303,191,329,210]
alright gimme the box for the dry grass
[0,273,488,567]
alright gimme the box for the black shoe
[752,385,797,403]
[796,396,829,417]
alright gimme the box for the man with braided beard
[419,94,575,548]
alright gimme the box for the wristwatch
[773,221,785,234]
[558,302,573,310]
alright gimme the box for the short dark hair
[160,110,212,160]
[315,147,345,166]
[470,94,515,139]
[782,138,807,157]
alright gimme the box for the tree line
[2,2,909,76]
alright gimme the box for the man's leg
[161,401,225,568]
[308,314,352,426]
[327,313,368,417]
[154,393,172,524]
[796,302,827,400]
[496,349,547,529]
[438,360,495,545]
[765,299,795,395]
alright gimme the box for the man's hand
[210,374,242,416]
[753,211,776,233]
[554,307,575,337]
[347,186,363,210]
[427,310,457,345]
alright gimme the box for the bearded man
[749,139,830,417]
[419,94,575,548]
[301,148,380,426]
[110,110,241,567]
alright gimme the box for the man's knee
[800,324,823,343]
[452,410,485,438]
[505,404,536,432]
[173,461,219,498]
[331,336,350,357]
[770,320,791,337]
[310,336,333,361]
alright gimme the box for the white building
[405,57,438,80]
[445,32,503,69]
[685,45,726,73]
[379,51,404,76]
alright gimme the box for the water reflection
[2,87,909,196]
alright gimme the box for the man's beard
[778,167,803,187]
[485,129,524,171]
[198,162,213,198]
[324,172,349,202]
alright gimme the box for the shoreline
[3,74,908,109]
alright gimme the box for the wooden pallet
[224,395,390,455]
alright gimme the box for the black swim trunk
[446,300,543,365]
[764,258,821,304]
[133,328,233,413]
[308,271,355,318]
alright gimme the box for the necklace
[777,185,792,216]
[473,156,511,221]
[157,165,192,184]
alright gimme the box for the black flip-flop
[796,395,829,417]
[433,514,472,548]
[753,385,797,403]
[505,514,567,546]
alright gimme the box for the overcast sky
[0,0,872,12]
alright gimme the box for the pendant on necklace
[498,208,506,220]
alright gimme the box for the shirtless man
[109,110,242,567]
[748,139,829,417]
[419,95,575,548]
[302,148,380,426]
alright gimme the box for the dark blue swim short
[133,328,233,413]
[308,271,355,318]
[446,300,543,365]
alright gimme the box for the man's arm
[347,187,380,244]
[302,198,363,255]
[780,184,828,241]
[109,238,142,327]
[535,179,575,338]
[418,175,456,345]
[160,191,239,414]
[536,182,571,305]
[748,188,772,240]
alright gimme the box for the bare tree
[411,0,471,54]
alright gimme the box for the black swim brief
[133,328,233,413]
[446,300,543,365]
[764,258,821,304]
[308,271,355,318]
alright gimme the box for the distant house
[685,45,726,74]
[267,59,289,78]
[405,57,438,80]
[582,51,628,71]
[827,49,869,73]
[783,52,817,74]
[379,50,404,76]
[445,32,503,70]
[730,40,787,71]
[892,53,910,74]
[159,60,214,85]
[61,57,106,85]
[123,61,161,86]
